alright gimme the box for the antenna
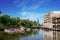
[37,18,39,26]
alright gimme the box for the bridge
[31,26,60,31]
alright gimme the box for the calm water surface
[0,29,60,40]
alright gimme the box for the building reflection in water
[43,30,60,40]
[43,30,53,40]
[53,31,60,40]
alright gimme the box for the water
[0,29,60,40]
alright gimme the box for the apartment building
[43,11,60,28]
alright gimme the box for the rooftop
[50,11,60,17]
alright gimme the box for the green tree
[0,14,37,28]
[0,11,2,15]
[10,17,21,26]
[0,14,11,27]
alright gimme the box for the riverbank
[4,27,31,34]
[1,25,60,34]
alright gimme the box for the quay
[0,26,60,34]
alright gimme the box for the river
[0,29,60,40]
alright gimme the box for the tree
[0,14,37,28]
[21,19,37,27]
[0,14,11,26]
[0,11,2,15]
[10,17,21,26]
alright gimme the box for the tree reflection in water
[0,30,38,40]
[0,30,60,40]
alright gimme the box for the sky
[0,0,60,23]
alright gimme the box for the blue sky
[0,0,60,23]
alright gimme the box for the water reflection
[0,30,60,40]
[0,30,39,40]
[53,31,60,40]
[42,30,60,40]
[0,32,21,40]
[42,30,53,40]
[19,30,43,40]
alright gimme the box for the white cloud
[17,11,48,23]
[13,0,52,23]
[20,11,41,21]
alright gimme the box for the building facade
[43,11,60,28]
